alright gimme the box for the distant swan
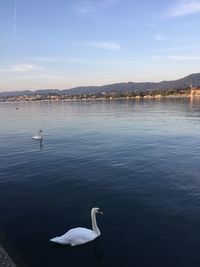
[50,207,103,246]
[32,130,43,140]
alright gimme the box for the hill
[1,73,200,97]
[64,73,200,95]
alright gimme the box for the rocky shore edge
[0,243,16,267]
[0,231,27,267]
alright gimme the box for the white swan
[50,207,103,246]
[32,130,43,140]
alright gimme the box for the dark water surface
[1,98,200,267]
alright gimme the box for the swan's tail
[50,237,69,245]
[50,237,62,243]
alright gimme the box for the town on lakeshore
[1,85,200,102]
[1,73,200,102]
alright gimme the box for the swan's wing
[32,135,42,140]
[65,227,96,239]
[50,227,97,246]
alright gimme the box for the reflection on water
[39,139,43,150]
[1,98,200,267]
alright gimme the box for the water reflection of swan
[32,130,43,140]
[50,208,103,246]
[39,139,43,150]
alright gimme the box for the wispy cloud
[154,33,178,42]
[148,23,156,27]
[74,41,121,51]
[76,0,119,14]
[25,56,133,65]
[167,0,200,17]
[14,0,17,36]
[26,57,65,62]
[154,54,200,60]
[0,64,39,73]
[77,7,94,14]
[155,44,200,52]
[28,57,92,64]
[26,57,90,64]
[88,41,121,51]
[99,0,119,8]
[19,74,65,80]
[154,34,168,41]
[11,64,37,71]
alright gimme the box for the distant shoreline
[1,94,199,103]
[0,86,200,102]
[2,85,200,102]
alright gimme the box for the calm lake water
[1,98,200,267]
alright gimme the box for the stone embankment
[0,243,16,267]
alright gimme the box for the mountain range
[1,73,200,97]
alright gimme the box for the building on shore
[190,84,200,96]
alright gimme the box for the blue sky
[0,0,200,91]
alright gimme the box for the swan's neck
[91,210,100,236]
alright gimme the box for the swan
[32,130,43,140]
[50,207,103,246]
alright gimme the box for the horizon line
[0,72,199,93]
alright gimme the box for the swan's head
[92,207,103,215]
[39,130,43,133]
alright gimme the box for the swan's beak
[99,211,103,215]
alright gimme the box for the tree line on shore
[0,87,193,101]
